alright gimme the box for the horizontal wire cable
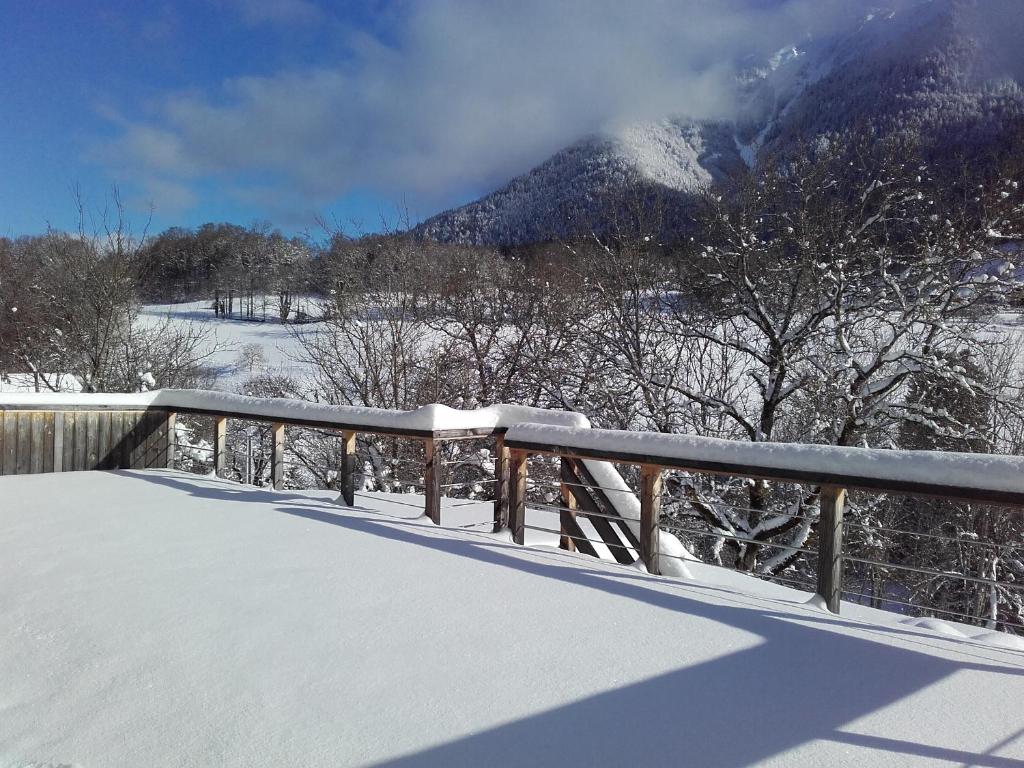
[842,519,1020,551]
[661,522,818,556]
[839,588,1024,630]
[843,555,1024,593]
[521,524,634,551]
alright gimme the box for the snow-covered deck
[2,470,1023,767]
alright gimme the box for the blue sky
[0,0,845,239]
[0,1,406,237]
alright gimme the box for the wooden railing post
[559,456,577,552]
[165,412,177,470]
[272,422,285,490]
[639,464,662,575]
[424,437,441,525]
[493,433,510,532]
[508,449,528,545]
[339,430,356,506]
[816,485,846,613]
[213,416,227,477]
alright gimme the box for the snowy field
[2,470,1024,767]
[139,299,1024,396]
[139,300,316,386]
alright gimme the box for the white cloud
[100,0,869,217]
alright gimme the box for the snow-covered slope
[417,120,741,246]
[2,470,1023,766]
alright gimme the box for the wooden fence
[0,408,173,475]
[2,391,1023,624]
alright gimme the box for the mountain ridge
[417,0,1024,246]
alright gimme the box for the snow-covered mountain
[419,0,1024,246]
[416,120,741,245]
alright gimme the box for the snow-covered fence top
[0,389,588,438]
[504,424,1024,507]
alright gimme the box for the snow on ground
[138,300,315,386]
[2,470,1023,767]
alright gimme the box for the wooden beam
[492,433,510,532]
[504,438,1024,509]
[16,412,31,475]
[560,459,635,565]
[816,485,846,614]
[128,411,145,469]
[84,411,99,470]
[639,464,662,575]
[571,459,641,551]
[508,449,529,545]
[3,411,16,475]
[272,422,285,490]
[559,457,577,552]
[339,430,356,506]
[214,416,227,477]
[424,438,442,525]
[29,413,44,474]
[97,410,111,470]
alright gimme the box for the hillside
[418,0,1024,246]
[416,120,741,246]
[3,469,1023,766]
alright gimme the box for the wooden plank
[140,410,154,468]
[134,411,151,469]
[492,433,510,532]
[71,411,87,471]
[214,416,227,477]
[29,413,44,474]
[16,413,32,475]
[508,449,528,545]
[559,457,577,552]
[423,438,441,525]
[2,412,16,475]
[52,411,64,473]
[142,410,159,468]
[816,485,846,614]
[0,413,4,474]
[339,430,356,506]
[107,410,123,469]
[85,411,100,470]
[639,465,662,575]
[165,412,177,469]
[63,411,76,472]
[123,411,139,469]
[96,410,111,470]
[42,412,55,473]
[271,422,285,490]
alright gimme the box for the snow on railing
[502,423,1024,624]
[503,424,1024,505]
[3,390,1024,626]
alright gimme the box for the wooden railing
[0,391,536,527]
[2,390,1023,625]
[503,424,1024,617]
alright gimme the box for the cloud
[99,0,869,218]
[130,178,199,217]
